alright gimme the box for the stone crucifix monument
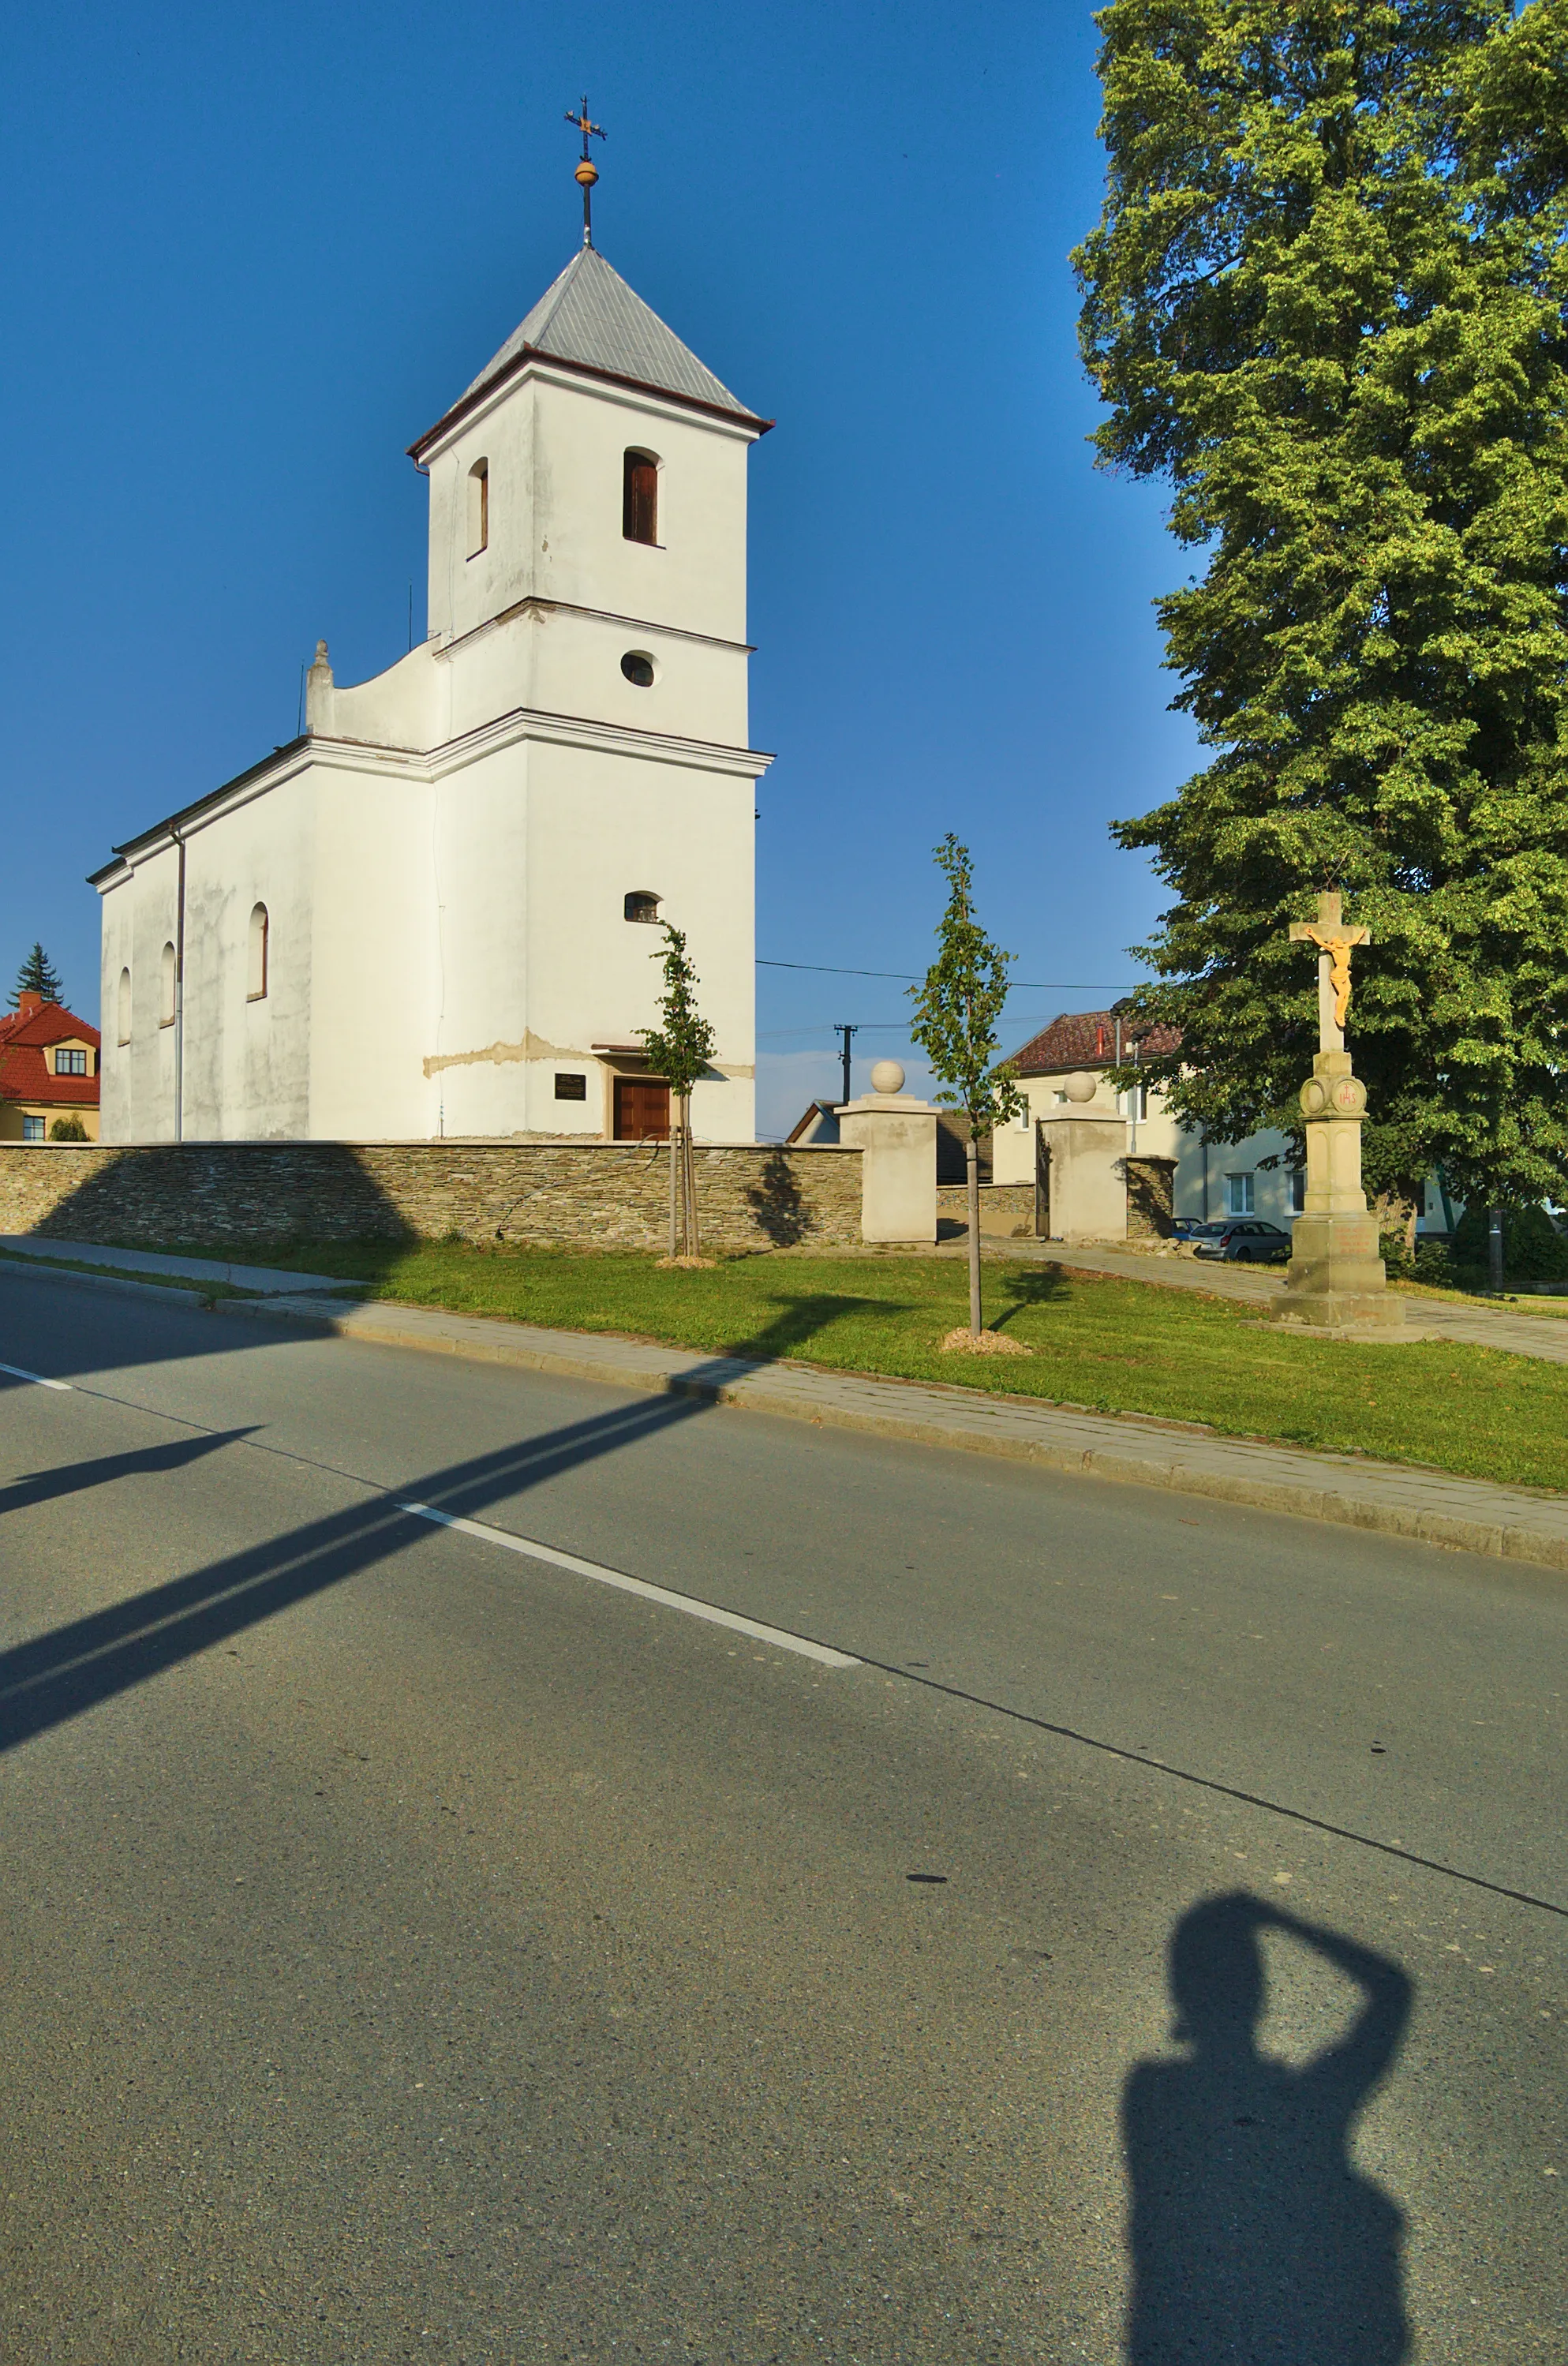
[1271,890,1405,1336]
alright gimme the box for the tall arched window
[247,903,269,1000]
[117,967,131,1046]
[623,448,659,545]
[159,942,177,1028]
[466,459,488,557]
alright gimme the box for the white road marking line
[397,1502,859,1669]
[0,1362,73,1391]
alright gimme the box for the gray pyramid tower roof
[413,246,767,456]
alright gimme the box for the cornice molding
[94,707,772,879]
[410,354,768,468]
[436,595,754,663]
[324,702,773,781]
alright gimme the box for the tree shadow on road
[0,1293,857,1761]
[0,1427,260,1516]
[1122,1890,1413,2364]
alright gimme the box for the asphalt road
[1,1267,1562,2364]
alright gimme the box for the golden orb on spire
[564,97,606,245]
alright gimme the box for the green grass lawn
[131,1236,1568,1494]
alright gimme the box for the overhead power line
[757,957,1140,991]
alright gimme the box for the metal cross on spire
[564,96,606,247]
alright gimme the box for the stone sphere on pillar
[870,1059,905,1095]
[1063,1071,1097,1103]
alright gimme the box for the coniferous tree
[10,943,63,1009]
[1075,0,1568,1215]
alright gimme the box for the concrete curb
[10,1256,1561,1572]
[0,1260,232,1312]
[204,1289,1568,1578]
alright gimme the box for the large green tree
[1075,0,1568,1211]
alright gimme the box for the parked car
[1169,1217,1226,1242]
[1194,1219,1293,1263]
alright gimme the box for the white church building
[92,225,772,1146]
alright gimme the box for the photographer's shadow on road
[1122,1890,1413,2364]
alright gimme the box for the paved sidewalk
[212,1288,1568,1578]
[975,1237,1568,1365]
[8,1241,1566,1570]
[0,1236,357,1297]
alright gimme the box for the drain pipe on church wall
[174,828,186,1144]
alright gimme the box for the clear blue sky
[0,0,1196,1134]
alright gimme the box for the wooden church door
[614,1078,670,1140]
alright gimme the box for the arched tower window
[247,903,269,1000]
[159,942,176,1028]
[623,890,661,925]
[623,449,659,545]
[117,968,131,1046]
[466,459,489,558]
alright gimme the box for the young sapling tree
[910,836,1025,1342]
[641,923,718,1263]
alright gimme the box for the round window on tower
[620,651,657,688]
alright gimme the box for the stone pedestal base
[1269,1055,1406,1337]
[1276,1216,1406,1334]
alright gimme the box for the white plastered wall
[99,303,765,1147]
[425,369,752,655]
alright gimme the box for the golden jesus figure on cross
[1289,890,1370,1054]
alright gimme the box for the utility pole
[834,1023,858,1108]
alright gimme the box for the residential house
[0,994,101,1141]
[991,1008,1450,1241]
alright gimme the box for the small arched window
[159,942,177,1028]
[248,903,269,1001]
[624,890,661,925]
[623,448,658,545]
[466,459,489,558]
[117,967,131,1046]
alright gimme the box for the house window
[620,651,657,687]
[623,448,658,545]
[1289,1169,1306,1215]
[248,902,269,1001]
[623,890,661,924]
[1225,1171,1256,1215]
[554,1073,588,1101]
[22,1116,44,1142]
[466,459,488,557]
[54,1046,88,1076]
[117,967,131,1046]
[160,942,177,1027]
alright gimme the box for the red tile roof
[0,998,101,1106]
[1009,1009,1181,1075]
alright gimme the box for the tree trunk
[966,1134,982,1335]
[683,1095,700,1260]
[668,1119,679,1260]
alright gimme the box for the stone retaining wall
[936,1182,1038,1237]
[0,1140,864,1255]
